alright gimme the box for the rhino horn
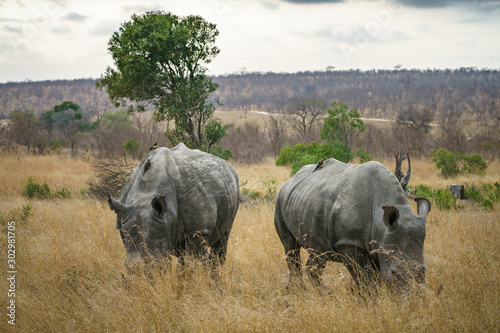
[108,196,129,215]
[415,197,431,219]
[382,205,400,228]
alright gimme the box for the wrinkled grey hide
[274,158,431,287]
[108,143,239,269]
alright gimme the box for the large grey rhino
[274,158,431,288]
[108,143,239,269]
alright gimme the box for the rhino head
[108,157,178,269]
[377,197,431,287]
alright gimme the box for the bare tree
[286,95,328,142]
[87,157,136,199]
[263,111,289,158]
[394,146,411,191]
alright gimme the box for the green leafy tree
[123,139,141,160]
[320,102,366,162]
[48,101,86,157]
[96,10,225,151]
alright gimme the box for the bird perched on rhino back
[313,159,324,172]
[149,140,159,151]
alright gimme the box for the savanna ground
[0,153,499,332]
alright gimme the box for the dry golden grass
[0,154,499,332]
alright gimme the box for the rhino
[108,143,239,270]
[274,158,431,288]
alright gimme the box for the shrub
[464,184,483,202]
[80,188,89,198]
[241,187,260,201]
[210,145,233,160]
[432,189,458,210]
[464,182,500,211]
[410,182,499,211]
[263,179,278,201]
[276,141,350,176]
[50,139,63,153]
[356,149,373,164]
[0,204,32,231]
[459,153,487,176]
[122,139,141,159]
[23,177,52,199]
[55,188,72,199]
[408,184,433,197]
[23,177,72,199]
[431,148,459,178]
[432,148,488,178]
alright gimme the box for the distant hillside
[1,68,499,120]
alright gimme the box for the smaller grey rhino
[108,143,239,270]
[274,158,431,288]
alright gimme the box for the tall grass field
[0,154,499,332]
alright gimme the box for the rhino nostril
[151,196,167,216]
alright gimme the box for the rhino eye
[151,196,167,216]
[143,159,151,175]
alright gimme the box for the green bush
[80,188,89,198]
[464,184,483,202]
[464,182,500,211]
[276,141,350,176]
[410,182,499,211]
[263,179,278,201]
[0,204,32,230]
[22,177,71,200]
[432,189,458,210]
[122,139,141,157]
[50,139,63,153]
[241,187,260,200]
[356,149,373,164]
[23,177,52,199]
[459,153,487,176]
[482,198,493,211]
[210,145,233,160]
[432,148,488,178]
[408,184,434,197]
[431,148,459,178]
[55,188,72,199]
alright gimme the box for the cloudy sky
[1,0,499,82]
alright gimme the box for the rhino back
[170,144,239,243]
[276,159,408,252]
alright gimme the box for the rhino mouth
[387,264,427,286]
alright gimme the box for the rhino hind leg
[305,251,328,286]
[209,231,231,267]
[274,215,303,282]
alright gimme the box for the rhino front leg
[337,245,376,288]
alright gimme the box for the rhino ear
[382,205,399,228]
[415,197,431,219]
[108,196,129,215]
